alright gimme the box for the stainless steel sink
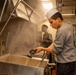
[0,54,48,75]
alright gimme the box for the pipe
[21,0,40,17]
[0,0,8,22]
[37,54,48,67]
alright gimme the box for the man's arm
[35,43,56,54]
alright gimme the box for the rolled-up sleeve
[52,30,65,54]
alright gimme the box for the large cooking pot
[0,54,48,75]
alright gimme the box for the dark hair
[42,24,48,28]
[51,12,63,20]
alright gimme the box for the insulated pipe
[0,0,8,22]
[0,0,22,35]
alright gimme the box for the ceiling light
[42,2,53,10]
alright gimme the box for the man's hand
[35,47,44,53]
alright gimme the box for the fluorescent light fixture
[62,14,75,16]
[42,2,53,10]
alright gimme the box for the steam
[7,19,38,55]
